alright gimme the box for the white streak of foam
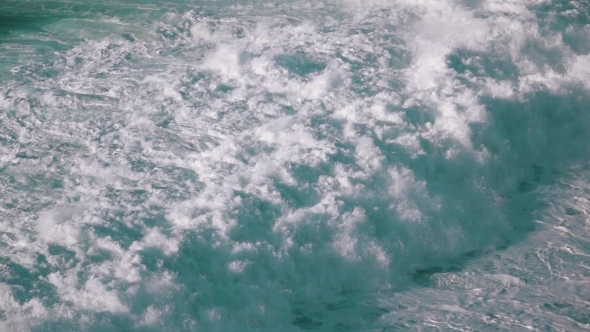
[331,208,365,260]
[48,272,130,314]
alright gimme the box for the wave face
[1,0,590,330]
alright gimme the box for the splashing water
[1,0,590,330]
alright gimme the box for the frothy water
[1,0,590,330]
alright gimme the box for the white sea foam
[0,0,589,329]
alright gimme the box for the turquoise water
[1,0,590,330]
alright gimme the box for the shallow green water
[1,0,590,330]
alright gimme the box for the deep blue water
[1,0,590,330]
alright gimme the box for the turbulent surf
[0,0,590,330]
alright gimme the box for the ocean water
[0,0,590,330]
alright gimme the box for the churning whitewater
[1,0,590,330]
